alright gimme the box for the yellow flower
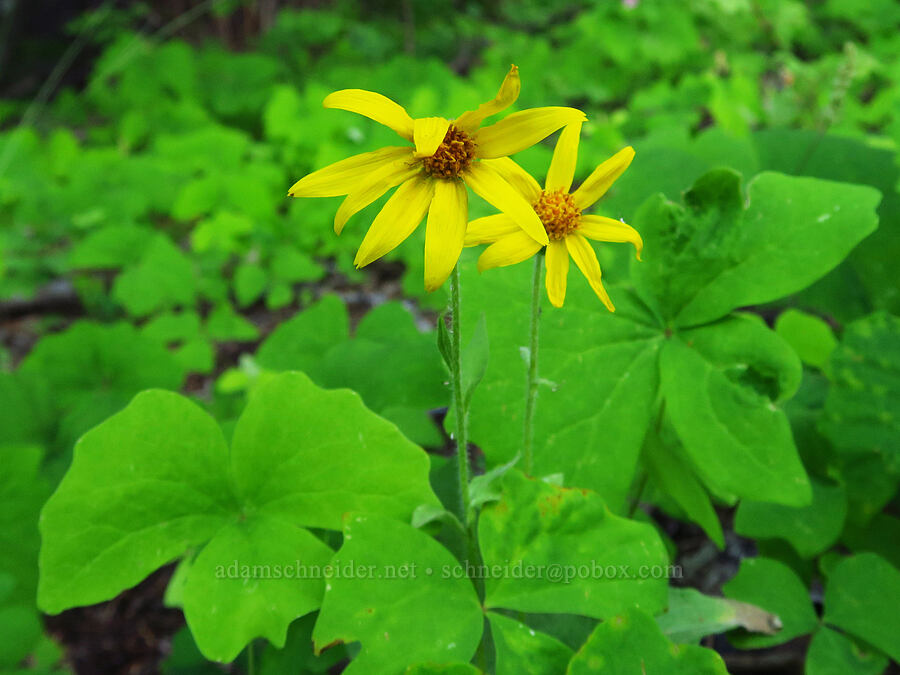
[287,66,586,291]
[465,122,642,311]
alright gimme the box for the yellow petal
[333,159,421,234]
[424,179,468,291]
[474,107,587,159]
[477,232,543,272]
[464,162,548,245]
[565,233,614,311]
[354,175,435,268]
[413,117,451,158]
[479,157,542,203]
[323,89,415,140]
[579,215,643,260]
[464,214,519,247]
[454,65,521,133]
[571,146,635,209]
[288,147,413,198]
[545,121,582,193]
[545,239,569,308]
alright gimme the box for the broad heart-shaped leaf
[487,612,572,675]
[631,169,881,327]
[722,557,818,649]
[38,389,235,613]
[661,315,811,506]
[257,296,446,446]
[820,312,900,474]
[824,553,900,662]
[735,478,847,558]
[19,321,184,452]
[39,372,438,662]
[566,609,727,674]
[460,261,662,511]
[312,514,483,675]
[478,470,668,618]
[231,372,438,528]
[805,626,888,675]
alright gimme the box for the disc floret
[533,189,581,240]
[422,126,477,179]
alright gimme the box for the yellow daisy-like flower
[465,122,642,311]
[287,66,587,291]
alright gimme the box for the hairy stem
[449,264,470,525]
[523,254,543,474]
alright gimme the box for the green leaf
[68,224,156,270]
[191,211,253,254]
[643,421,724,548]
[39,373,438,662]
[256,295,349,373]
[38,390,235,614]
[567,609,727,674]
[734,478,847,558]
[0,586,42,668]
[632,170,881,327]
[258,300,445,446]
[142,311,203,345]
[774,309,838,372]
[112,235,197,317]
[258,614,347,675]
[205,304,259,342]
[478,470,668,618]
[805,626,888,675]
[0,445,49,605]
[271,246,324,283]
[461,313,489,407]
[20,321,184,448]
[0,372,53,448]
[315,303,447,445]
[656,588,782,645]
[752,129,900,319]
[487,612,572,675]
[182,516,332,661]
[462,262,662,511]
[229,372,439,529]
[661,315,810,505]
[722,557,817,648]
[841,513,900,570]
[820,312,900,473]
[234,262,268,308]
[312,514,483,675]
[824,553,900,662]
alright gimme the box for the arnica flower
[465,122,642,310]
[287,66,586,291]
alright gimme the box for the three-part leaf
[38,372,438,662]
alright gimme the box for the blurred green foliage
[1,0,899,673]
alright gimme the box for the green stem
[449,264,470,526]
[523,254,543,475]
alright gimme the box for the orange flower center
[422,125,476,179]
[534,190,581,240]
